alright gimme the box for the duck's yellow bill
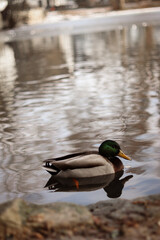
[118,150,131,160]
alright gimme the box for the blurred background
[0,1,160,205]
[0,0,160,29]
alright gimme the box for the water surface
[0,21,160,205]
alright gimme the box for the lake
[0,15,160,205]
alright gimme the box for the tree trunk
[110,0,125,10]
[120,0,125,9]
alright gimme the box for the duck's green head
[99,140,131,160]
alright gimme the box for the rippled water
[0,22,160,205]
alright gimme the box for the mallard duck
[43,140,131,178]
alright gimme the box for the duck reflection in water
[104,170,133,198]
[44,158,133,199]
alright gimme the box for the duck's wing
[56,165,115,178]
[43,151,97,162]
[43,153,108,171]
[43,152,94,174]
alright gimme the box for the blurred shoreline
[0,6,160,43]
[42,6,160,24]
[0,195,160,239]
[21,5,160,26]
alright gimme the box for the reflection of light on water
[0,44,17,153]
[0,1,8,12]
[59,34,74,74]
[130,24,139,45]
[142,22,148,27]
[0,44,17,97]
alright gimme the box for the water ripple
[0,23,160,204]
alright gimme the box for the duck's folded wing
[47,154,108,170]
[57,165,115,178]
